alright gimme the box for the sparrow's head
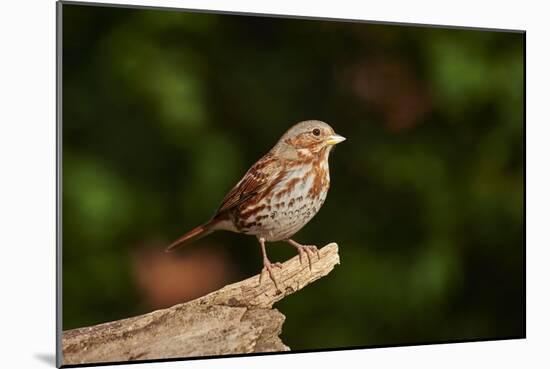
[276,120,346,158]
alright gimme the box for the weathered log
[62,243,340,366]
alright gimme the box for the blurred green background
[61,3,525,350]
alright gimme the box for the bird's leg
[287,239,320,271]
[258,237,282,290]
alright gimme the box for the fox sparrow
[166,120,346,290]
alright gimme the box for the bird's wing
[215,153,282,215]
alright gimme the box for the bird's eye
[312,128,321,136]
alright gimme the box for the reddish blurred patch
[132,241,235,309]
[342,58,432,132]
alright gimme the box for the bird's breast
[235,157,330,241]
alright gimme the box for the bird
[166,120,346,290]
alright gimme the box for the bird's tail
[165,220,217,253]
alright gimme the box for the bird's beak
[326,134,346,146]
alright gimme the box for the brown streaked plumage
[166,120,346,290]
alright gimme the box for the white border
[1,1,548,368]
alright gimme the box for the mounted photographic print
[57,1,525,367]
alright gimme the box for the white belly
[238,162,330,241]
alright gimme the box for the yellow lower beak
[326,134,346,145]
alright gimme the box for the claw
[257,237,282,291]
[296,247,306,266]
[305,248,313,271]
[259,260,281,291]
[288,239,320,271]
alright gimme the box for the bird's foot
[259,259,283,290]
[290,241,320,271]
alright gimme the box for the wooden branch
[62,243,340,366]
